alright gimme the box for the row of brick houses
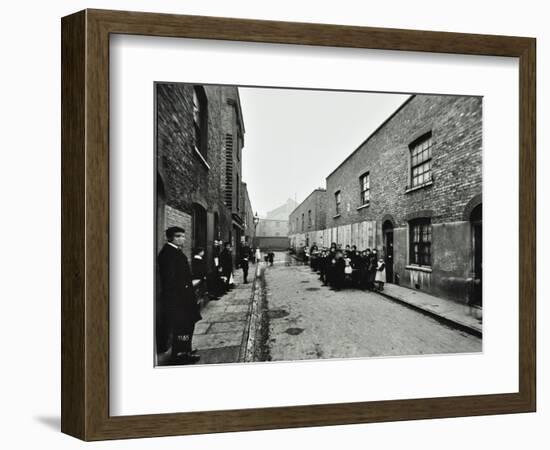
[289,94,482,307]
[156,83,255,269]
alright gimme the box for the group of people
[191,239,240,301]
[306,242,386,291]
[157,227,257,365]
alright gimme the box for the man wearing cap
[157,226,202,365]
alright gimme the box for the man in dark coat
[191,247,208,281]
[192,247,208,300]
[332,250,346,290]
[158,227,202,365]
[240,243,251,283]
[208,240,224,298]
[309,243,319,271]
[357,250,369,289]
[325,245,337,286]
[220,242,234,289]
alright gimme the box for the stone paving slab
[208,320,246,334]
[225,296,250,305]
[193,264,260,364]
[232,290,253,300]
[194,331,243,349]
[224,304,250,314]
[202,311,248,323]
[194,322,211,335]
[197,346,241,364]
[380,283,482,336]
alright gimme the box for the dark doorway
[383,220,394,283]
[155,174,168,354]
[156,174,166,253]
[213,212,220,241]
[471,204,482,306]
[192,203,207,252]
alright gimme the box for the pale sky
[239,87,410,217]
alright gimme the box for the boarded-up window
[335,191,342,215]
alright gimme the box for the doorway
[383,220,394,283]
[471,204,482,306]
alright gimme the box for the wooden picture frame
[61,9,536,441]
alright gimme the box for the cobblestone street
[262,252,481,362]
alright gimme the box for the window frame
[408,132,433,190]
[192,85,208,161]
[409,218,432,267]
[359,172,370,206]
[335,190,342,216]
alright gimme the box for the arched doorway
[470,204,482,306]
[192,203,207,252]
[383,220,394,283]
[156,174,168,354]
[213,212,220,242]
[156,173,166,253]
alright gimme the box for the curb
[239,262,264,362]
[376,290,482,338]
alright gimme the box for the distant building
[253,199,297,250]
[265,198,298,220]
[288,188,327,249]
[256,219,289,238]
[241,181,255,245]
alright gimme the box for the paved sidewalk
[378,283,482,337]
[193,265,258,364]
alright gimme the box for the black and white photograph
[154,83,483,366]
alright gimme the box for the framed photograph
[61,9,536,441]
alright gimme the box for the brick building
[288,188,327,249]
[257,219,289,238]
[241,182,255,245]
[156,83,250,268]
[290,95,482,306]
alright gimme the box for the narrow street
[261,251,481,362]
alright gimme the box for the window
[236,174,240,211]
[409,218,432,266]
[308,210,312,228]
[192,86,207,158]
[301,213,305,231]
[410,133,433,188]
[360,172,370,205]
[335,191,342,215]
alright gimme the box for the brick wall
[242,182,255,243]
[319,94,482,303]
[289,189,327,236]
[156,83,247,266]
[164,205,192,258]
[325,95,482,229]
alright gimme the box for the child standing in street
[375,257,386,291]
